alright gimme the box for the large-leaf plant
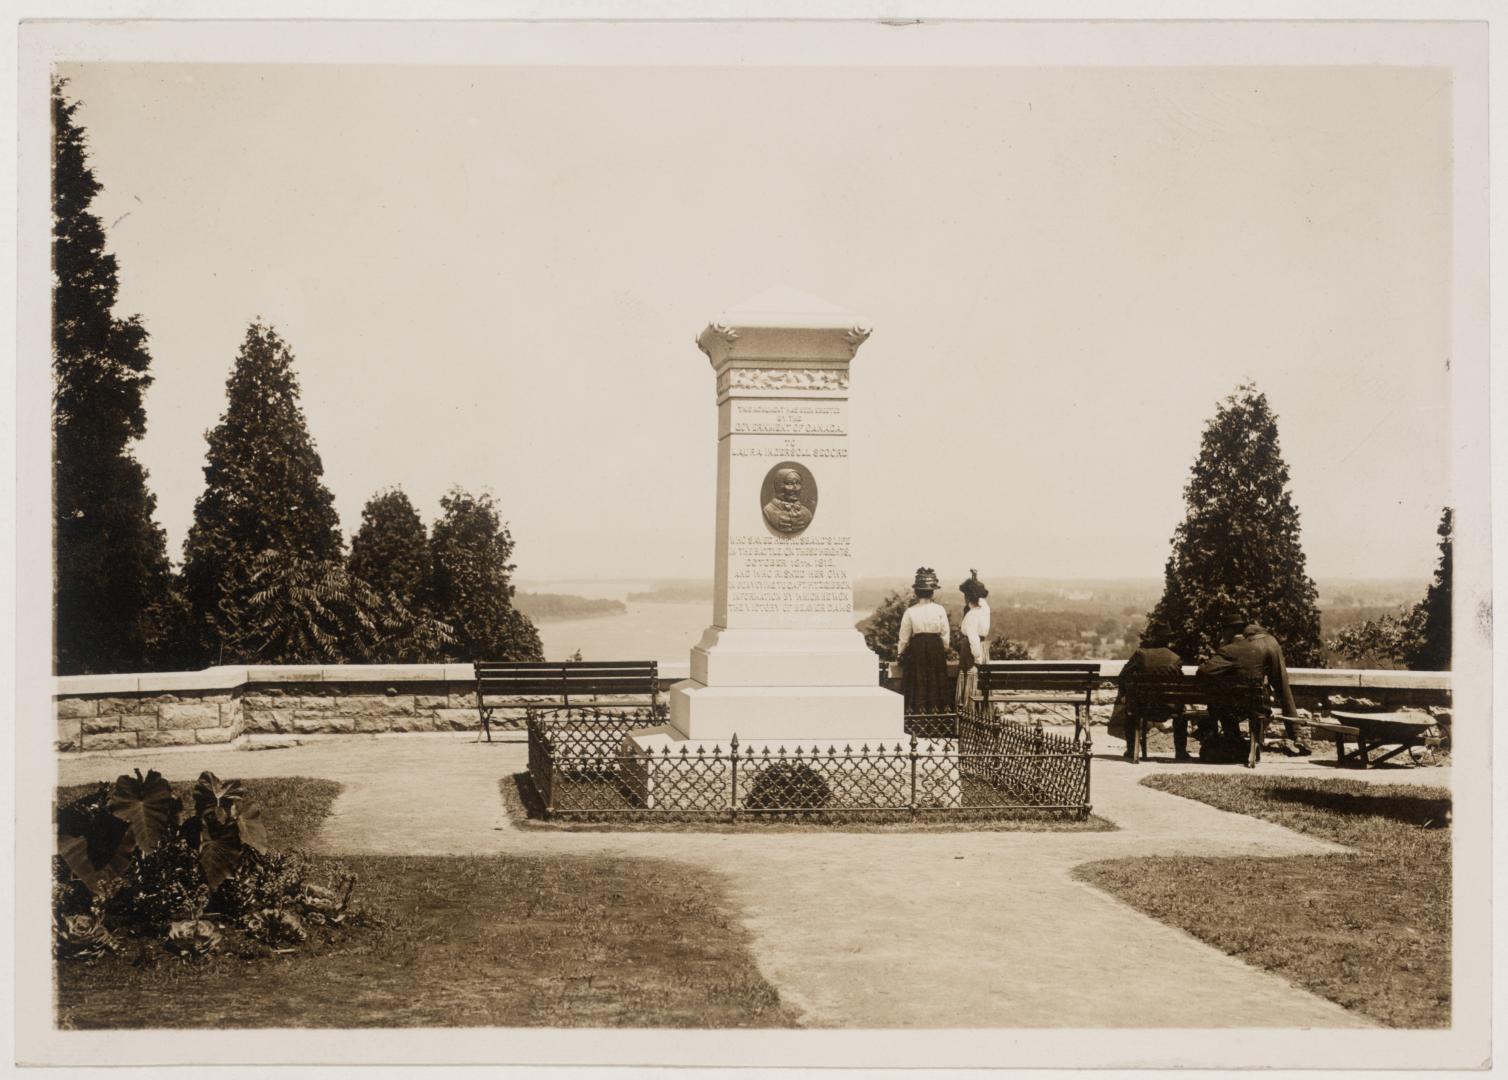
[56,769,268,894]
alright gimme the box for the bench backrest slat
[977,662,1098,699]
[1123,675,1265,706]
[474,660,659,699]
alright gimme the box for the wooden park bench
[1120,674,1272,767]
[976,662,1101,745]
[1303,711,1442,769]
[473,660,660,742]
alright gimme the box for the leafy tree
[52,80,174,674]
[1327,609,1417,670]
[1330,507,1452,671]
[1150,384,1324,666]
[428,487,542,661]
[988,637,1033,660]
[859,590,913,663]
[1404,508,1452,670]
[230,550,452,664]
[864,589,1014,664]
[349,488,432,613]
[181,323,343,662]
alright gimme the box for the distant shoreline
[512,592,628,623]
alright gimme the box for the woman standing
[897,567,951,718]
[955,570,991,711]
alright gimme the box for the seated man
[1197,610,1308,757]
[1242,619,1309,751]
[1117,619,1188,761]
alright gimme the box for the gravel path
[60,734,1450,1029]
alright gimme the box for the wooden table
[1305,711,1441,768]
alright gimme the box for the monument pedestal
[625,286,937,808]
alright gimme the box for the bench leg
[1247,715,1265,769]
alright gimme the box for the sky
[54,61,1452,585]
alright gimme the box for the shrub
[54,769,361,963]
[744,762,832,811]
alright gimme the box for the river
[534,600,874,662]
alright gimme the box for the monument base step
[689,626,882,686]
[667,680,904,742]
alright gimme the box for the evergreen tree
[181,323,343,662]
[52,80,173,674]
[232,550,452,664]
[1403,507,1452,671]
[429,487,543,661]
[349,488,432,613]
[1150,384,1324,666]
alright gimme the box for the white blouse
[897,600,950,654]
[960,600,991,665]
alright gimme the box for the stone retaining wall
[54,661,1450,753]
[57,691,245,752]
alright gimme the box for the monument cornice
[697,322,872,369]
[695,284,873,369]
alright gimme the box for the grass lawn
[504,773,1114,832]
[1073,773,1450,1028]
[55,778,799,1029]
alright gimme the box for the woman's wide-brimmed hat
[958,568,989,601]
[912,566,941,592]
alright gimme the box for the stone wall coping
[316,664,455,683]
[140,666,249,692]
[56,659,1446,698]
[52,672,145,694]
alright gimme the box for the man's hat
[912,567,941,592]
[1215,605,1249,628]
[1142,618,1172,643]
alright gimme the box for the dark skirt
[901,632,951,716]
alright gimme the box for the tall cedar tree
[52,82,174,674]
[1150,384,1324,666]
[429,488,543,661]
[181,323,343,662]
[349,488,433,613]
[1404,507,1452,670]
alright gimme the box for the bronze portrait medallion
[760,461,817,537]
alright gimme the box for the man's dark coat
[1197,625,1299,717]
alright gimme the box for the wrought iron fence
[525,704,1091,823]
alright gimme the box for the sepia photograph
[10,12,1496,1073]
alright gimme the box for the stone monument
[640,285,906,749]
